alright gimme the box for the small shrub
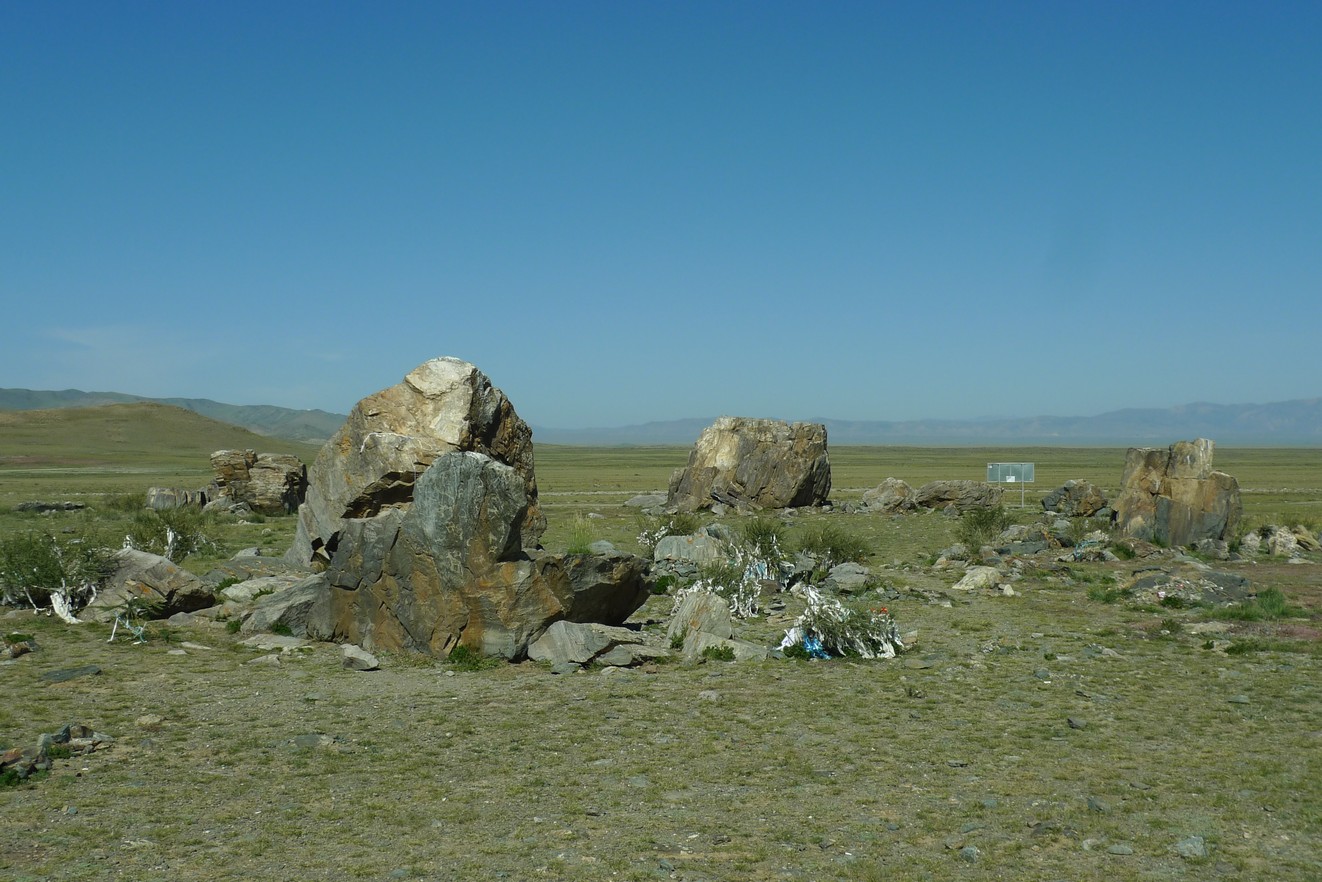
[1108,542,1137,560]
[783,590,903,659]
[1087,585,1127,604]
[1158,618,1183,634]
[1211,587,1305,622]
[445,644,502,672]
[566,514,594,554]
[225,619,242,634]
[0,531,118,609]
[700,644,736,662]
[125,508,216,563]
[215,576,243,591]
[635,512,702,553]
[1159,595,1191,609]
[782,642,811,660]
[270,622,294,637]
[669,632,685,650]
[796,523,870,569]
[741,517,787,558]
[651,574,676,596]
[956,506,1014,550]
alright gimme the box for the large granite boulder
[287,357,544,567]
[1112,439,1242,547]
[912,480,1002,513]
[82,549,214,623]
[667,417,831,511]
[1041,480,1109,518]
[210,450,308,515]
[308,451,649,660]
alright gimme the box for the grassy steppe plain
[2,411,1320,881]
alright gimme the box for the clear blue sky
[4,2,1319,428]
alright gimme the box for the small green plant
[125,508,216,563]
[270,622,294,637]
[566,514,594,554]
[1159,595,1191,609]
[651,574,676,595]
[1211,587,1305,622]
[669,632,685,651]
[741,517,787,558]
[956,506,1014,550]
[104,491,147,512]
[1158,617,1183,634]
[215,576,243,591]
[225,619,242,634]
[796,522,870,569]
[700,644,736,662]
[1087,585,1127,604]
[782,642,811,660]
[635,512,702,553]
[445,644,502,672]
[1108,542,1137,560]
[0,530,118,609]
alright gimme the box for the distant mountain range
[2,388,1318,446]
[531,399,1322,446]
[0,388,347,443]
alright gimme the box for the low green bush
[956,506,1013,550]
[796,523,870,568]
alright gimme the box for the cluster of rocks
[854,479,1003,515]
[12,501,86,514]
[1239,524,1321,559]
[146,449,308,516]
[1,723,113,783]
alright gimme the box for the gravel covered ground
[4,555,1319,882]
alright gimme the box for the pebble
[698,690,720,702]
[1227,695,1251,704]
[1087,796,1109,813]
[1067,717,1087,730]
[1106,843,1134,855]
[957,845,980,863]
[1175,835,1208,858]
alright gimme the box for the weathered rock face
[287,357,544,567]
[211,450,308,516]
[145,487,209,510]
[309,451,649,660]
[82,549,214,623]
[860,478,916,513]
[667,417,831,511]
[1112,439,1242,547]
[912,480,1003,513]
[1041,480,1109,518]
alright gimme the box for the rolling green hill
[0,402,324,470]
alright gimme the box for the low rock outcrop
[912,480,1003,513]
[209,450,308,515]
[1112,439,1242,547]
[1041,480,1109,518]
[287,357,544,568]
[82,549,214,622]
[667,417,831,512]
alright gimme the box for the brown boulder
[667,417,831,511]
[210,449,308,515]
[1112,439,1242,547]
[860,478,916,513]
[1041,480,1109,517]
[310,451,648,660]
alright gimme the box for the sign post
[987,462,1035,508]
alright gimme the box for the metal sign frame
[987,462,1035,507]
